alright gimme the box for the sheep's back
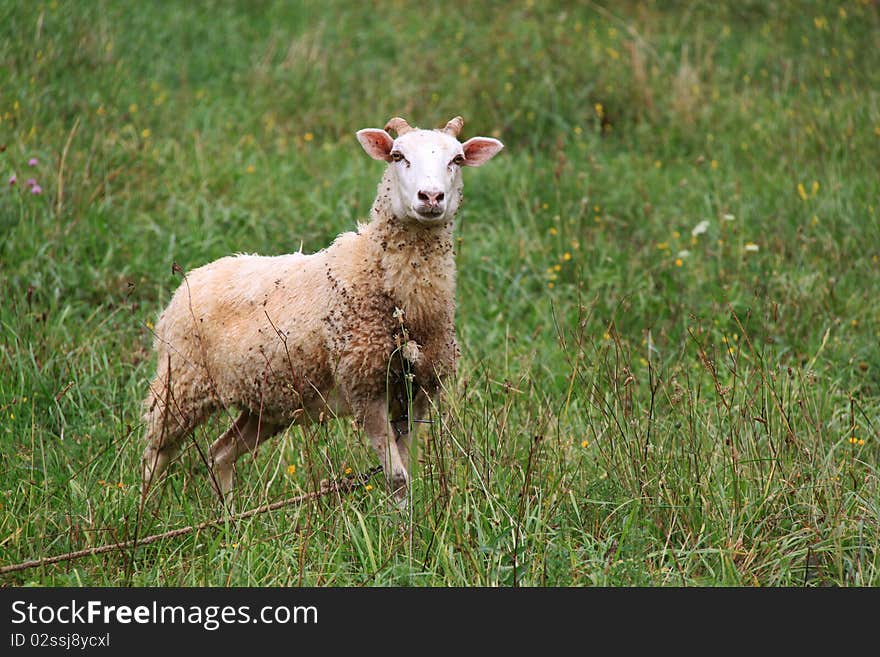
[153,252,338,420]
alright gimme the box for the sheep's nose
[417,190,445,206]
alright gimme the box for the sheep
[140,115,504,506]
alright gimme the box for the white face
[386,130,465,224]
[357,120,504,226]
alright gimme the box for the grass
[1,0,878,586]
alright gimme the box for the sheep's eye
[452,154,465,166]
[390,151,405,162]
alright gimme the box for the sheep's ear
[356,129,394,161]
[461,137,504,167]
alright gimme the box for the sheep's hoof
[389,471,409,511]
[393,494,409,512]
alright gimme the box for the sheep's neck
[366,174,457,330]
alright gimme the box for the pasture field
[1,1,878,586]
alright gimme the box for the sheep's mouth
[414,207,445,219]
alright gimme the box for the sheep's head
[356,116,504,225]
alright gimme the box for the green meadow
[1,1,878,585]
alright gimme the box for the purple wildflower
[26,178,37,188]
[8,174,16,186]
[31,184,42,195]
[28,158,38,167]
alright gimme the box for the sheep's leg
[141,442,180,499]
[394,389,430,469]
[208,410,280,503]
[363,399,409,507]
[141,379,200,499]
